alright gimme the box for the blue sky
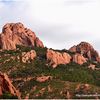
[0,0,100,53]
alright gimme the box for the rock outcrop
[47,49,71,68]
[88,64,95,70]
[0,72,21,99]
[73,53,87,65]
[21,50,36,63]
[36,76,52,83]
[75,84,90,93]
[0,22,44,50]
[69,42,100,62]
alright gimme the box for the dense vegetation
[0,46,100,99]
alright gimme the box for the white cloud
[0,0,100,53]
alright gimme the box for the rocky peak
[69,42,100,62]
[0,22,44,50]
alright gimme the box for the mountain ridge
[0,22,100,99]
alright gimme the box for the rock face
[47,49,71,68]
[73,53,87,65]
[0,72,21,99]
[69,42,100,62]
[69,45,76,53]
[21,50,36,63]
[0,23,44,50]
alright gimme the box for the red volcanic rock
[66,91,72,99]
[0,22,44,50]
[73,53,87,65]
[36,76,52,83]
[88,64,95,70]
[47,49,71,68]
[69,42,100,62]
[35,37,44,48]
[22,50,36,63]
[76,84,90,93]
[69,45,76,53]
[96,57,100,63]
[0,72,21,99]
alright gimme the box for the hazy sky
[0,0,100,52]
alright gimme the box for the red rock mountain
[46,42,100,67]
[69,42,100,62]
[0,22,44,50]
[0,23,99,65]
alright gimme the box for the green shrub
[34,47,47,60]
[92,70,100,86]
[0,92,18,99]
[48,63,95,84]
[16,45,32,52]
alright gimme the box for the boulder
[76,84,90,93]
[47,49,71,68]
[0,22,44,50]
[88,64,95,70]
[36,76,52,83]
